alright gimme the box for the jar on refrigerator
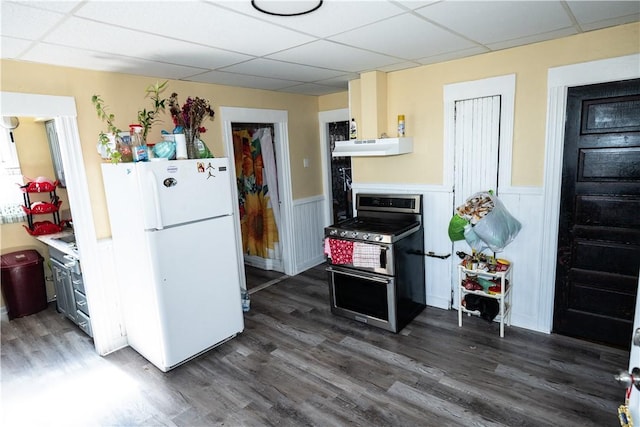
[130,124,148,162]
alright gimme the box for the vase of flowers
[168,93,215,159]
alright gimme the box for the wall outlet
[303,158,310,168]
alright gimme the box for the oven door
[326,239,393,275]
[327,265,397,332]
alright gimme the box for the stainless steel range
[324,193,426,332]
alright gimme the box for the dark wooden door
[553,78,640,349]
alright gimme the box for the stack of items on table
[448,191,522,253]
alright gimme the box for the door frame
[220,107,295,277]
[443,75,516,308]
[0,91,125,355]
[539,53,640,333]
[319,108,349,227]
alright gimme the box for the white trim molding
[1,91,127,355]
[539,54,640,333]
[443,74,516,192]
[318,108,349,228]
[220,107,295,276]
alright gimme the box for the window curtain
[233,127,280,260]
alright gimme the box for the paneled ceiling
[2,1,639,96]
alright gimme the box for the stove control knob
[340,231,348,237]
[374,235,383,242]
[362,234,370,240]
[329,229,337,235]
[350,232,358,238]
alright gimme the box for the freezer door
[138,158,234,229]
[146,215,244,370]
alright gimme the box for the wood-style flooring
[1,263,629,426]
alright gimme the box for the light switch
[303,158,310,168]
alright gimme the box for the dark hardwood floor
[1,263,628,426]
[245,265,288,293]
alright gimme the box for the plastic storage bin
[1,250,48,320]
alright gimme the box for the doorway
[319,108,349,228]
[553,78,640,348]
[443,75,516,309]
[328,120,352,224]
[231,123,283,273]
[220,107,294,281]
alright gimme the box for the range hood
[332,137,413,157]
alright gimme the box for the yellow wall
[1,22,637,282]
[351,22,639,186]
[0,62,326,240]
[318,91,348,112]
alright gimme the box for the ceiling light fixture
[251,0,323,17]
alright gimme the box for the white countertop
[36,230,80,259]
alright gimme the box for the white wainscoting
[93,238,128,355]
[498,188,545,332]
[352,183,546,334]
[292,195,327,274]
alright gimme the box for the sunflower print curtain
[233,128,279,259]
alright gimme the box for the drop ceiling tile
[187,70,300,91]
[277,83,344,96]
[267,40,400,73]
[414,46,489,65]
[1,2,65,40]
[377,61,423,73]
[486,27,577,52]
[579,14,640,32]
[417,1,574,45]
[12,1,81,14]
[1,36,33,59]
[567,1,640,26]
[74,1,316,56]
[43,17,252,70]
[394,1,440,11]
[329,13,479,60]
[316,73,361,88]
[21,43,204,79]
[215,0,407,38]
[220,58,347,82]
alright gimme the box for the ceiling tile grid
[1,0,638,96]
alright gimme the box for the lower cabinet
[50,250,92,337]
[50,256,76,322]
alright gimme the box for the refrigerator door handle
[147,169,164,230]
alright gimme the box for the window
[0,124,26,224]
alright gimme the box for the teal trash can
[1,250,48,320]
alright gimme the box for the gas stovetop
[325,217,420,244]
[325,193,423,244]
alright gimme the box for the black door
[553,79,640,348]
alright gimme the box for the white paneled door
[451,95,501,307]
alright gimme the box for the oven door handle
[326,267,390,284]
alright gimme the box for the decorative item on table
[169,92,215,159]
[397,114,405,137]
[129,124,148,162]
[153,131,177,160]
[447,190,522,257]
[92,81,168,164]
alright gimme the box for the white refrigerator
[101,158,244,372]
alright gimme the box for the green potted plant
[91,94,124,163]
[92,80,168,163]
[137,80,168,143]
